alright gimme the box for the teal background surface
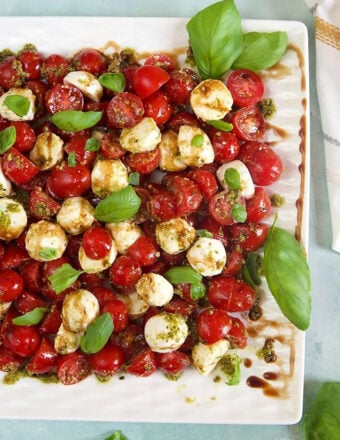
[0,1,339,439]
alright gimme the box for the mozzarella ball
[216,160,255,199]
[91,158,128,198]
[54,323,83,355]
[155,218,196,255]
[78,240,117,273]
[158,130,187,172]
[0,88,36,121]
[144,312,188,353]
[178,125,214,167]
[186,237,226,277]
[106,220,142,254]
[117,292,149,319]
[0,159,12,197]
[192,339,230,375]
[62,289,100,333]
[63,71,103,102]
[29,132,64,170]
[136,273,174,307]
[56,196,95,235]
[25,220,68,261]
[190,79,233,122]
[0,198,27,241]
[120,117,161,153]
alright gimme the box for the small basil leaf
[164,266,202,284]
[190,282,206,300]
[0,126,16,154]
[105,431,128,440]
[263,225,311,330]
[196,229,213,238]
[99,73,126,93]
[191,134,204,147]
[128,172,140,186]
[208,120,233,132]
[94,185,141,223]
[218,352,241,386]
[12,307,49,326]
[85,137,100,152]
[4,95,30,117]
[224,167,240,190]
[50,110,102,132]
[80,313,114,354]
[68,151,76,167]
[186,0,243,79]
[232,31,288,72]
[231,203,247,223]
[48,263,84,294]
[39,247,57,261]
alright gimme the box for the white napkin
[305,0,340,252]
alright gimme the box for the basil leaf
[39,247,57,261]
[196,229,213,238]
[208,120,233,132]
[4,95,30,117]
[243,253,261,288]
[48,263,84,294]
[50,110,102,132]
[12,307,49,326]
[190,282,206,300]
[231,203,247,223]
[94,185,141,223]
[302,382,340,440]
[224,167,240,190]
[80,313,114,354]
[105,431,128,440]
[191,134,204,147]
[186,0,243,79]
[219,353,241,386]
[0,126,16,154]
[85,137,100,152]
[263,225,311,330]
[99,72,126,93]
[67,151,76,167]
[128,172,140,186]
[232,31,288,72]
[164,266,202,284]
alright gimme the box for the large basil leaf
[186,0,243,79]
[80,313,114,354]
[263,225,311,330]
[231,31,288,71]
[50,110,102,132]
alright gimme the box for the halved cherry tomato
[29,187,61,220]
[10,121,36,152]
[227,317,248,349]
[157,351,190,375]
[126,347,157,377]
[82,226,112,260]
[164,68,199,105]
[57,351,91,385]
[2,148,40,185]
[208,189,246,226]
[26,336,59,374]
[91,286,116,307]
[197,308,232,344]
[222,248,244,276]
[90,343,125,376]
[0,244,29,270]
[211,130,240,163]
[227,69,264,107]
[0,345,24,372]
[99,132,125,159]
[163,297,196,318]
[110,323,146,360]
[39,305,62,334]
[106,92,144,129]
[42,54,70,86]
[0,56,25,88]
[133,64,170,99]
[231,105,265,142]
[45,84,84,114]
[72,48,106,75]
[127,236,160,267]
[21,260,42,293]
[18,49,43,80]
[147,187,177,221]
[198,216,229,246]
[47,161,91,199]
[64,133,96,167]
[208,276,256,313]
[144,54,176,72]
[125,148,160,175]
[16,291,48,315]
[109,255,142,287]
[187,169,218,200]
[102,300,129,332]
[143,90,173,125]
[164,175,202,216]
[229,223,269,252]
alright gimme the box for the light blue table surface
[0,1,339,439]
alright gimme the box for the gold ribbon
[315,16,340,50]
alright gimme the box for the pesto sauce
[270,193,285,207]
[256,338,277,363]
[3,369,59,385]
[258,98,277,119]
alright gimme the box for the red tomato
[238,141,283,185]
[227,69,264,107]
[147,188,177,221]
[198,216,229,246]
[0,244,29,270]
[144,54,176,72]
[42,257,79,302]
[222,248,244,276]
[57,351,91,385]
[164,68,199,105]
[125,148,160,175]
[3,325,41,357]
[2,148,40,185]
[26,337,59,374]
[163,297,196,318]
[109,255,142,287]
[90,343,125,376]
[0,345,24,372]
[82,226,112,260]
[100,132,126,159]
[122,65,138,93]
[18,49,43,80]
[211,130,240,163]
[187,169,218,200]
[47,161,91,199]
[64,133,96,166]
[166,111,199,131]
[246,186,271,222]
[143,90,173,125]
[231,105,265,142]
[29,187,61,219]
[208,189,246,226]
[127,236,160,267]
[229,223,269,252]
[20,260,42,293]
[26,80,49,118]
[133,64,170,99]
[126,348,157,377]
[157,351,190,375]
[42,54,70,86]
[45,84,84,114]
[164,175,202,216]
[102,300,129,332]
[39,305,62,334]
[208,276,256,312]
[10,121,36,152]
[197,308,232,344]
[106,92,144,129]
[227,317,248,349]
[0,269,23,302]
[15,291,48,315]
[72,48,106,75]
[0,56,25,88]
[110,323,146,360]
[91,286,116,307]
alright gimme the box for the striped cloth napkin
[305,0,340,252]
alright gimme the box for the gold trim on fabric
[315,16,340,50]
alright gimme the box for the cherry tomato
[2,148,40,185]
[109,255,142,287]
[197,308,232,344]
[143,90,173,125]
[208,189,246,226]
[211,130,240,163]
[39,305,62,334]
[29,186,61,219]
[91,286,116,307]
[10,121,36,152]
[246,186,271,222]
[122,65,138,93]
[126,236,160,267]
[20,260,42,293]
[57,351,91,385]
[133,64,170,99]
[198,216,229,246]
[144,54,176,72]
[164,175,202,216]
[0,345,24,372]
[222,248,244,276]
[82,226,112,260]
[64,133,96,166]
[125,148,160,175]
[0,244,29,270]
[42,257,80,302]
[208,276,256,312]
[238,141,283,185]
[0,269,23,302]
[47,161,91,199]
[99,132,126,159]
[166,111,199,131]
[72,48,106,75]
[110,323,146,360]
[163,297,196,318]
[157,351,190,375]
[26,336,59,374]
[227,69,264,107]
[42,54,70,86]
[26,79,49,118]
[126,348,157,377]
[187,169,218,200]
[3,325,41,357]
[45,84,84,114]
[18,49,43,80]
[227,317,248,349]
[16,291,48,315]
[106,92,144,129]
[164,68,199,105]
[229,223,269,252]
[231,105,265,142]
[90,343,125,376]
[0,56,25,88]
[147,187,177,221]
[102,300,129,332]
